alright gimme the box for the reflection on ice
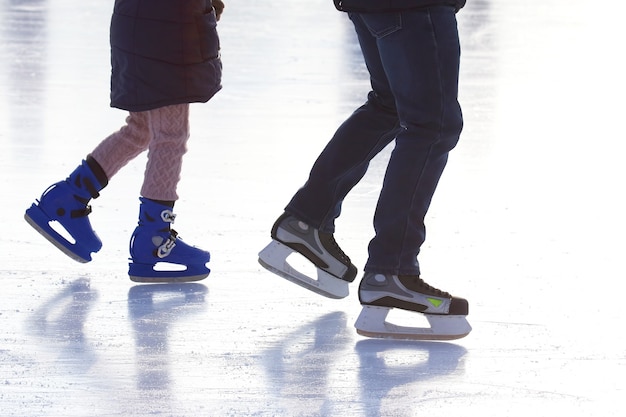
[128,284,208,391]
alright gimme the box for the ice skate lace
[320,233,351,263]
[399,275,452,298]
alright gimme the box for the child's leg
[140,104,190,202]
[89,111,154,180]
[127,104,210,283]
[24,111,153,262]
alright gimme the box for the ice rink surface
[2,0,626,416]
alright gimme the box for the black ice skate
[258,213,357,299]
[355,273,471,340]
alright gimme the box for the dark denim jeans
[286,6,463,276]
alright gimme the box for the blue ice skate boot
[24,157,108,263]
[128,197,211,283]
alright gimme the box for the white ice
[2,0,626,416]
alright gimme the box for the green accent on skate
[427,297,443,308]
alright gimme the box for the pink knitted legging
[90,104,189,201]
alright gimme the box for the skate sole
[258,241,349,299]
[128,263,210,283]
[129,274,209,283]
[24,209,91,263]
[354,305,471,341]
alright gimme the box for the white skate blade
[258,240,349,299]
[354,305,471,341]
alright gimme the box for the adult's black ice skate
[355,273,471,340]
[258,213,357,299]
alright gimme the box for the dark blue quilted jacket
[333,0,466,12]
[110,0,222,112]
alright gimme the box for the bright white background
[1,0,625,416]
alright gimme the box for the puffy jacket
[333,0,466,12]
[110,0,222,112]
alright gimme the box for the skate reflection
[355,340,467,416]
[127,283,208,393]
[263,311,352,416]
[28,277,99,372]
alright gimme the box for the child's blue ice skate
[128,197,211,283]
[24,158,107,263]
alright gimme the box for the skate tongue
[398,275,452,298]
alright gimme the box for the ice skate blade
[24,207,92,263]
[258,240,349,299]
[128,262,210,283]
[354,305,471,341]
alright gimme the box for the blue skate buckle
[156,230,178,258]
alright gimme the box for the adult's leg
[363,7,463,275]
[285,15,402,233]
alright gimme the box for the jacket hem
[110,86,222,113]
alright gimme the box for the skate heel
[258,240,349,299]
[128,198,210,283]
[354,305,471,341]
[24,159,107,263]
[25,202,98,263]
